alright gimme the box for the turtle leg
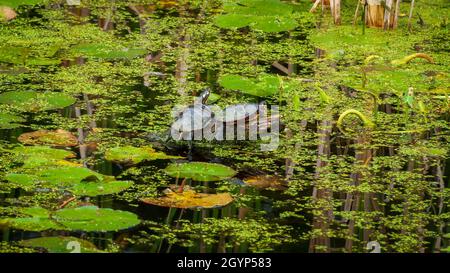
[187,140,193,161]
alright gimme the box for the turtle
[215,103,259,125]
[170,88,214,141]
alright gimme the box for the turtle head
[198,88,211,104]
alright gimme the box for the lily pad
[12,146,76,160]
[214,0,298,33]
[72,44,146,60]
[0,6,16,21]
[70,181,134,197]
[2,206,140,232]
[218,74,280,97]
[207,92,221,104]
[0,112,24,129]
[399,145,448,158]
[11,146,76,168]
[6,166,103,188]
[4,173,37,189]
[18,129,78,147]
[3,207,61,232]
[105,146,182,164]
[0,0,43,8]
[36,166,103,186]
[164,162,236,182]
[19,236,102,253]
[54,206,140,232]
[0,46,60,66]
[243,175,287,190]
[142,188,233,209]
[0,91,76,112]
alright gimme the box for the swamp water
[0,0,449,253]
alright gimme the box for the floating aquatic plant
[19,236,103,253]
[218,74,281,97]
[0,6,16,21]
[0,91,76,112]
[0,112,25,129]
[336,109,375,135]
[2,207,61,232]
[18,130,78,147]
[243,175,287,190]
[53,206,140,232]
[164,162,236,182]
[5,165,132,196]
[105,146,182,164]
[70,180,134,197]
[11,145,75,162]
[142,187,233,209]
[0,46,61,66]
[214,0,298,32]
[0,0,43,8]
[2,206,140,232]
[71,44,146,60]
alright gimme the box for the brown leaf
[18,129,78,147]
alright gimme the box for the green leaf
[105,146,182,164]
[214,14,253,29]
[0,0,43,8]
[72,44,146,60]
[218,74,280,97]
[207,92,221,104]
[218,74,256,92]
[54,206,140,232]
[0,112,25,129]
[0,91,76,112]
[214,0,297,32]
[12,146,75,161]
[19,236,103,253]
[4,173,37,189]
[164,162,236,182]
[7,217,62,232]
[70,181,134,197]
[3,207,60,232]
[36,166,103,186]
[251,16,297,33]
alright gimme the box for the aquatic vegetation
[336,109,375,134]
[0,0,42,8]
[19,236,103,253]
[53,206,140,232]
[243,175,287,190]
[5,165,133,197]
[0,91,76,112]
[164,162,237,182]
[218,74,281,97]
[0,6,15,21]
[0,0,448,255]
[18,130,78,147]
[391,53,435,66]
[11,146,76,161]
[142,187,234,209]
[71,44,147,60]
[105,146,182,164]
[214,0,298,32]
[2,206,140,232]
[0,112,25,129]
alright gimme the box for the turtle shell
[216,103,259,123]
[171,105,214,133]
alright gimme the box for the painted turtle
[170,88,214,141]
[215,103,259,124]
